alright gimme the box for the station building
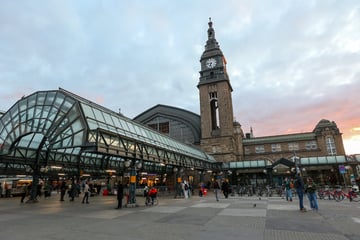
[134,19,359,187]
[1,20,359,193]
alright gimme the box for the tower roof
[200,18,223,60]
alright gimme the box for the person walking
[82,181,90,204]
[221,179,230,199]
[213,179,221,201]
[60,181,67,201]
[305,177,318,211]
[116,182,123,209]
[20,183,28,203]
[294,173,306,212]
[69,180,76,201]
[284,177,293,202]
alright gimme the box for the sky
[0,0,359,154]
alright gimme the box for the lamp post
[124,159,142,207]
[292,155,301,176]
[173,167,178,198]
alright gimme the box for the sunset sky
[0,0,359,154]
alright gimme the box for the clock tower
[198,18,243,162]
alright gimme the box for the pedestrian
[213,179,220,201]
[294,173,306,212]
[116,182,123,209]
[60,181,67,201]
[221,179,230,199]
[305,177,318,211]
[183,180,189,199]
[284,177,293,202]
[20,183,28,203]
[69,180,76,201]
[82,181,90,204]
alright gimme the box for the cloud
[0,0,359,154]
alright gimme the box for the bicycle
[145,194,158,206]
[334,187,360,202]
[145,187,158,206]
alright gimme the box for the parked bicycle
[334,186,359,202]
[318,185,335,200]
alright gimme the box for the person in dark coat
[116,182,124,209]
[221,180,230,199]
[60,181,67,201]
[294,173,306,212]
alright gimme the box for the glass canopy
[0,89,216,176]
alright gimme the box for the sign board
[338,165,346,174]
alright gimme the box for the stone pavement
[0,192,359,240]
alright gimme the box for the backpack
[184,184,189,190]
[293,178,300,188]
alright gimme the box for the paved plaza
[0,192,359,240]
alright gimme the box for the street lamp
[292,155,301,175]
[173,167,179,198]
[124,159,142,207]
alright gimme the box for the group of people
[59,181,91,204]
[284,174,319,212]
[213,179,231,201]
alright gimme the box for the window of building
[244,147,250,155]
[326,136,337,155]
[209,92,219,130]
[305,141,317,150]
[271,143,281,152]
[148,122,169,134]
[255,145,265,153]
[288,142,299,151]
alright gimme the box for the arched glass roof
[0,88,216,176]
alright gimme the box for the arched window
[209,92,219,130]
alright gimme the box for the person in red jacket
[148,187,158,204]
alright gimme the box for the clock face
[206,58,217,68]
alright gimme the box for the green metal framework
[0,89,217,177]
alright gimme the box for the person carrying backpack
[294,173,306,212]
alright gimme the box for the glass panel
[62,98,75,112]
[71,119,83,133]
[336,155,346,163]
[92,108,105,123]
[36,92,46,105]
[111,115,122,129]
[73,132,83,146]
[26,106,35,119]
[119,119,129,131]
[54,94,65,108]
[18,99,28,112]
[41,105,51,119]
[229,162,237,168]
[309,157,319,164]
[34,106,43,118]
[67,106,79,123]
[47,106,58,121]
[243,161,250,168]
[28,134,43,149]
[102,112,114,125]
[87,119,99,129]
[1,112,11,125]
[61,136,72,147]
[10,105,18,120]
[19,111,27,123]
[81,103,95,119]
[27,94,37,107]
[45,92,56,105]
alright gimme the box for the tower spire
[206,17,219,49]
